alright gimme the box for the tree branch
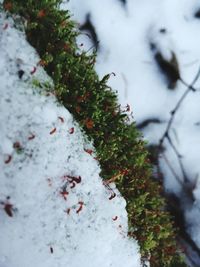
[159,67,200,148]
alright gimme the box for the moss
[2,0,187,266]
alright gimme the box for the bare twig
[162,153,183,186]
[166,134,189,183]
[157,67,200,187]
[153,67,200,266]
[159,67,200,148]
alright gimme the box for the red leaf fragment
[50,127,56,135]
[30,66,37,75]
[4,155,12,164]
[76,201,84,214]
[66,208,71,215]
[13,141,21,149]
[61,175,81,189]
[60,190,69,200]
[71,176,81,184]
[85,118,94,129]
[69,127,74,134]
[126,104,131,112]
[70,182,76,189]
[37,9,46,18]
[121,169,129,176]
[112,216,118,221]
[67,175,81,184]
[37,59,47,67]
[109,192,116,200]
[28,133,35,140]
[4,203,13,217]
[84,148,93,155]
[3,23,8,30]
[58,116,64,123]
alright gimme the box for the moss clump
[2,0,187,266]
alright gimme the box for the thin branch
[159,66,200,148]
[157,67,200,193]
[154,67,200,266]
[162,153,183,186]
[166,135,189,183]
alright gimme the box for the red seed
[3,23,8,30]
[76,201,84,214]
[74,176,81,183]
[84,148,93,155]
[70,182,76,189]
[4,203,13,217]
[85,119,94,129]
[60,190,69,200]
[30,66,37,75]
[37,59,47,67]
[50,127,56,135]
[58,116,64,123]
[126,104,130,112]
[13,142,21,149]
[37,9,46,18]
[109,192,116,200]
[66,208,70,215]
[121,169,129,176]
[4,155,12,164]
[69,127,74,134]
[68,175,81,184]
[61,175,81,186]
[28,133,35,140]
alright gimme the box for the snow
[0,11,141,267]
[63,0,200,263]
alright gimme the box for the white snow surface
[0,11,141,267]
[63,0,200,261]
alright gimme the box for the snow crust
[63,0,200,262]
[0,11,141,267]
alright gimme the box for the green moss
[2,0,187,266]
